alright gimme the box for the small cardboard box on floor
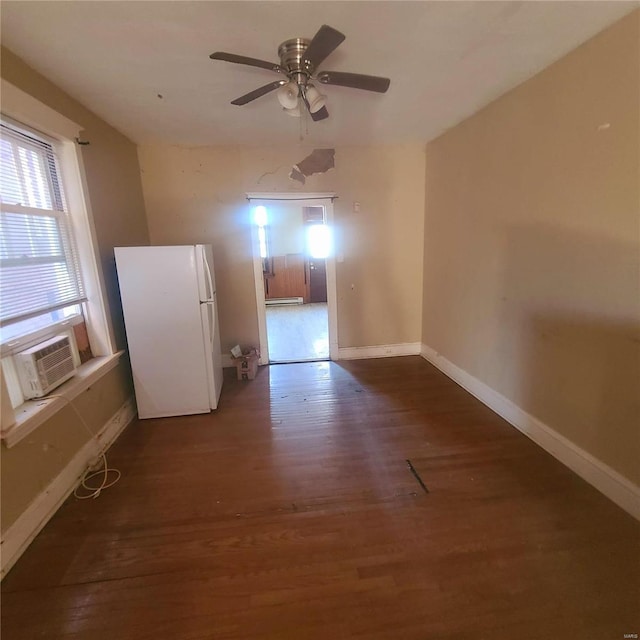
[231,346,259,380]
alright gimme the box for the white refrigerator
[114,245,223,419]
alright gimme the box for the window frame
[1,116,87,344]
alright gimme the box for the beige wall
[422,12,640,484]
[138,144,426,351]
[1,49,149,532]
[0,363,132,530]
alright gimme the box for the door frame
[247,192,338,363]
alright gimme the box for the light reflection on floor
[266,302,329,362]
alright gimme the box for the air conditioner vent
[15,335,77,399]
[43,356,75,387]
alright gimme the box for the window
[253,205,269,259]
[306,224,332,259]
[0,117,90,408]
[0,118,86,344]
[303,205,332,259]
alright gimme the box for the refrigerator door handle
[199,298,221,410]
[202,249,215,301]
[204,301,214,345]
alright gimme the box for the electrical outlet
[88,456,103,472]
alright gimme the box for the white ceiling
[1,1,635,147]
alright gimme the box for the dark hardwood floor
[2,357,638,639]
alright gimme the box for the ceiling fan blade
[210,51,283,73]
[231,81,285,106]
[302,25,345,70]
[317,71,390,93]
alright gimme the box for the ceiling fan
[209,24,390,122]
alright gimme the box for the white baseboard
[223,344,421,366]
[420,344,640,520]
[0,396,137,579]
[338,342,422,360]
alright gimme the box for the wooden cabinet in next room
[264,253,308,301]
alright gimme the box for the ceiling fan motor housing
[278,38,312,85]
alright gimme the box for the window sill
[1,351,125,449]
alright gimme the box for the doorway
[249,193,338,364]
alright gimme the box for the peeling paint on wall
[289,148,335,184]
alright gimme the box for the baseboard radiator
[265,297,303,306]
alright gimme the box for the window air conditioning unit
[15,335,77,399]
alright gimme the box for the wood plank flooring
[2,357,638,639]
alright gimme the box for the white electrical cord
[73,452,120,499]
[47,394,121,499]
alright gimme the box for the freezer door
[115,245,212,418]
[200,297,223,408]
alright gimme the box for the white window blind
[0,119,86,330]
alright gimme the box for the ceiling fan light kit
[209,24,390,122]
[283,104,302,118]
[305,85,326,114]
[277,81,300,109]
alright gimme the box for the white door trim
[247,192,337,201]
[249,220,269,364]
[324,201,339,361]
[247,193,338,363]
